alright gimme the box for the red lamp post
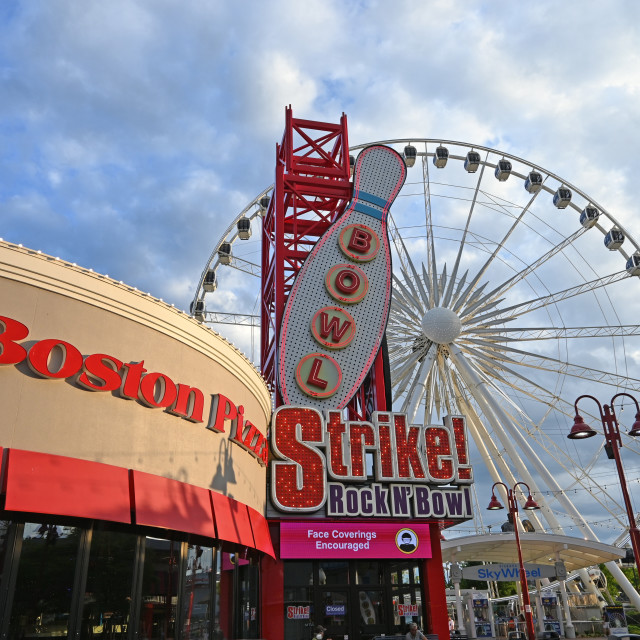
[568,393,640,574]
[487,481,540,640]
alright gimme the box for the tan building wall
[0,241,270,512]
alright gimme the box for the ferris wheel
[192,138,640,593]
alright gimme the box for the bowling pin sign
[278,145,407,412]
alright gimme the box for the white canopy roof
[441,533,625,572]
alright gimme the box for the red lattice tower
[261,107,391,418]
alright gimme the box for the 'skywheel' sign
[278,145,406,411]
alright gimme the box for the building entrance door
[283,559,425,640]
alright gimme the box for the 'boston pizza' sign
[0,314,267,466]
[270,406,473,519]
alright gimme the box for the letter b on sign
[339,224,380,262]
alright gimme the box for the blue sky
[2,0,640,547]
[3,0,640,313]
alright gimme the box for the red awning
[4,449,131,523]
[131,470,216,538]
[247,505,275,558]
[210,491,255,548]
[1,448,269,554]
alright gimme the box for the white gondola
[433,145,449,169]
[579,205,600,229]
[203,269,217,292]
[218,242,232,265]
[626,252,640,276]
[464,151,481,173]
[403,144,417,168]
[191,299,205,322]
[524,171,543,193]
[604,227,625,250]
[494,159,512,181]
[259,195,271,214]
[553,186,572,209]
[237,216,251,240]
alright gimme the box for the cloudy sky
[2,1,640,547]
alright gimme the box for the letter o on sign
[139,372,178,408]
[336,269,360,294]
[27,339,84,379]
[325,264,369,304]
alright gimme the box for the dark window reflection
[355,560,382,585]
[358,589,385,626]
[237,563,259,639]
[390,561,423,633]
[0,520,11,577]
[319,561,348,586]
[284,561,313,640]
[8,522,81,639]
[81,527,137,639]
[321,590,348,634]
[138,537,179,640]
[182,545,216,640]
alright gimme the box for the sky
[2,0,640,548]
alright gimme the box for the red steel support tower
[261,107,390,416]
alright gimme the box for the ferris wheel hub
[421,307,462,344]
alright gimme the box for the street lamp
[568,393,640,574]
[487,481,540,640]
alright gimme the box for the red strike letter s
[0,316,29,365]
[271,407,326,511]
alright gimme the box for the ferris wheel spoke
[430,252,441,306]
[483,228,587,306]
[392,276,427,317]
[451,184,546,311]
[454,281,491,318]
[448,344,611,541]
[454,387,546,531]
[443,152,489,308]
[458,293,505,321]
[391,298,423,327]
[421,263,435,308]
[468,324,640,341]
[389,349,425,393]
[476,340,640,390]
[388,215,415,277]
[466,270,631,327]
[421,149,437,277]
[447,346,560,527]
[401,345,437,421]
[461,348,572,416]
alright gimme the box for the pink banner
[280,521,432,559]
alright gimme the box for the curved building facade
[0,241,273,639]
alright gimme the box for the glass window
[355,560,382,585]
[138,537,180,640]
[81,527,137,638]
[237,563,259,639]
[358,589,385,626]
[284,561,313,640]
[285,560,313,589]
[182,545,216,640]
[319,561,348,586]
[7,522,81,640]
[321,590,348,635]
[0,520,11,576]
